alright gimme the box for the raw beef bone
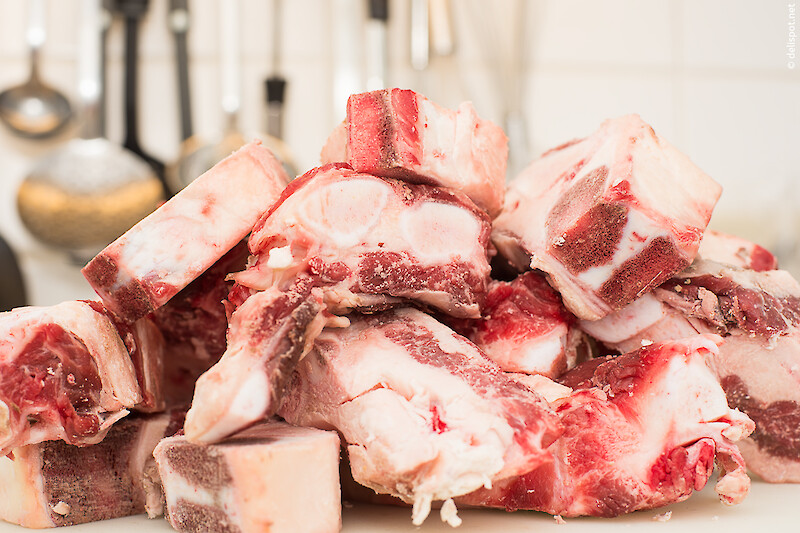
[154,420,341,533]
[699,229,777,271]
[578,232,779,354]
[236,163,493,319]
[580,249,800,483]
[459,336,754,517]
[321,88,508,217]
[0,409,184,528]
[455,271,587,378]
[493,114,722,320]
[578,292,698,354]
[83,299,167,413]
[0,301,141,457]
[279,307,562,526]
[184,281,339,444]
[83,141,289,324]
[654,259,800,482]
[151,241,249,406]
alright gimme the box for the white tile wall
[0,0,798,306]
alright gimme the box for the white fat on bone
[582,256,800,483]
[279,307,561,525]
[241,164,492,319]
[322,88,508,217]
[493,114,721,320]
[0,301,141,456]
[458,336,754,516]
[154,420,341,533]
[82,141,289,323]
[0,411,177,528]
[184,284,332,444]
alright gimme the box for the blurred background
[0,0,798,308]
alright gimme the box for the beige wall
[0,0,798,304]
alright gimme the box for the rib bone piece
[321,88,508,217]
[83,141,289,323]
[237,163,493,319]
[184,280,334,444]
[459,336,754,517]
[493,114,721,320]
[154,420,341,533]
[279,307,562,525]
[0,301,141,457]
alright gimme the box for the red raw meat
[581,255,800,483]
[493,115,721,320]
[0,409,184,527]
[150,241,248,406]
[0,301,141,457]
[459,336,753,517]
[463,272,586,378]
[322,88,508,216]
[236,163,493,319]
[83,141,289,323]
[279,307,561,525]
[654,259,800,482]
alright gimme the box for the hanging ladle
[0,0,72,139]
[16,0,164,264]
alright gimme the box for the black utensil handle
[265,76,287,104]
[175,31,193,140]
[0,234,27,311]
[170,0,193,140]
[369,0,389,21]
[265,75,287,140]
[122,14,141,152]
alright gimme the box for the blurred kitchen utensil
[0,0,72,139]
[262,0,298,177]
[0,232,27,311]
[410,0,429,70]
[428,0,454,57]
[168,0,245,193]
[464,0,530,179]
[117,0,170,197]
[169,0,193,142]
[331,0,362,122]
[99,0,114,137]
[17,0,163,264]
[366,0,388,90]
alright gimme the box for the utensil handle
[170,0,193,140]
[429,0,454,56]
[99,0,113,137]
[410,0,429,70]
[220,0,240,127]
[27,0,46,79]
[27,0,46,51]
[122,14,141,151]
[332,0,361,122]
[265,75,286,139]
[365,0,388,90]
[78,0,102,139]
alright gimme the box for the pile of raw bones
[1,88,798,532]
